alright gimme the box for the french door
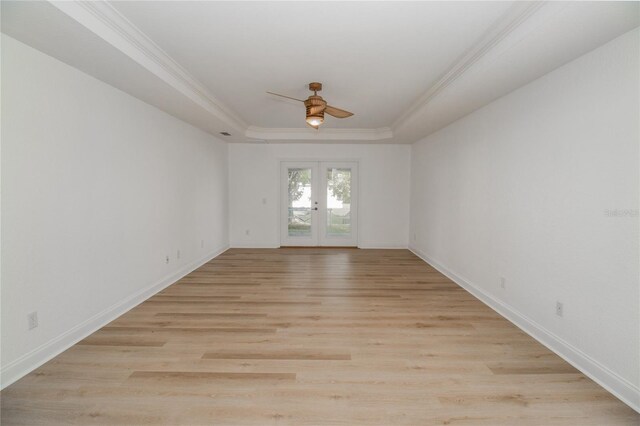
[280,161,358,247]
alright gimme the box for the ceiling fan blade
[266,91,305,102]
[324,105,354,118]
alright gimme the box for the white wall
[409,29,639,409]
[1,35,229,388]
[229,143,411,248]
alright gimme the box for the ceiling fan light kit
[306,114,324,128]
[268,82,354,129]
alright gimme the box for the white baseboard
[230,242,410,250]
[0,245,230,390]
[408,245,640,413]
[230,244,409,249]
[229,243,280,248]
[358,244,408,249]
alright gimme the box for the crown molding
[245,126,393,142]
[49,0,248,131]
[392,1,545,132]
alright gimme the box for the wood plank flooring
[2,248,638,425]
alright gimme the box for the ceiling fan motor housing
[305,95,327,117]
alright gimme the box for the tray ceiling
[2,1,638,143]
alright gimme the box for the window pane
[288,168,312,237]
[326,168,351,236]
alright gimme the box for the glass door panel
[326,168,352,237]
[280,162,318,246]
[287,168,312,237]
[319,162,358,247]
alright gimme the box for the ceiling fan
[267,82,354,129]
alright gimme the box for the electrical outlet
[165,255,170,264]
[556,302,563,317]
[177,249,181,259]
[500,277,506,289]
[28,312,38,330]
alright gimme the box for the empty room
[1,1,639,424]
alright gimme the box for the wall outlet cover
[28,312,38,330]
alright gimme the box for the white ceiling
[110,1,513,130]
[2,1,639,144]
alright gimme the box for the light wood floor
[2,248,638,425]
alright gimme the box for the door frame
[279,159,359,247]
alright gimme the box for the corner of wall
[407,244,640,413]
[0,244,230,390]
